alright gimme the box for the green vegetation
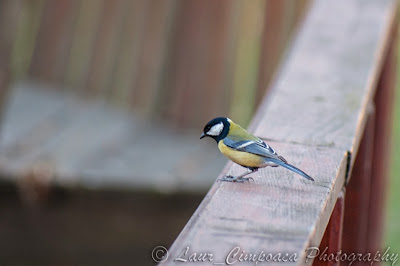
[384,39,400,257]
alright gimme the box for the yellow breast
[218,140,265,168]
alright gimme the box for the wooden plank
[50,0,80,84]
[196,0,236,123]
[77,125,226,191]
[228,0,266,126]
[131,0,176,116]
[252,0,396,155]
[256,0,286,103]
[0,86,137,180]
[156,0,241,127]
[28,0,78,84]
[11,0,45,80]
[0,83,226,191]
[166,0,397,265]
[167,142,347,264]
[0,0,22,125]
[85,0,126,96]
[162,0,268,127]
[0,83,69,146]
[216,0,241,121]
[166,0,218,126]
[111,0,149,105]
[166,0,235,125]
[64,0,103,92]
[255,0,309,104]
[154,0,303,127]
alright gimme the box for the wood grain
[166,0,398,265]
[167,142,347,264]
[252,0,396,153]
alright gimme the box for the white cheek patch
[207,122,224,136]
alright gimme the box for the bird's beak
[200,133,206,139]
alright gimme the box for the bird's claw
[218,175,254,183]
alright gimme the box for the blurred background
[0,0,398,265]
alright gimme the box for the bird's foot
[218,175,234,182]
[218,175,254,183]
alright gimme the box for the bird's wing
[224,136,313,181]
[223,137,313,181]
[223,137,286,162]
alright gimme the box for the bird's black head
[200,117,230,142]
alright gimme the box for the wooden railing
[162,0,398,265]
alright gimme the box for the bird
[200,117,314,183]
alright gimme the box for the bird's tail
[267,157,314,181]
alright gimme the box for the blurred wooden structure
[0,0,309,191]
[166,0,398,265]
[10,0,309,127]
[0,83,227,192]
[0,0,313,265]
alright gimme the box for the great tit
[200,117,314,182]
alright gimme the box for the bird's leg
[219,168,257,183]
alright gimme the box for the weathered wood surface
[0,83,226,192]
[166,143,347,265]
[166,0,397,265]
[252,0,396,157]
